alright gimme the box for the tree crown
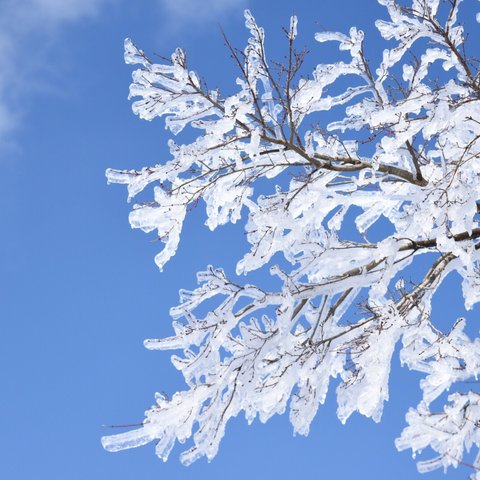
[102,1,480,475]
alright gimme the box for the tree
[101,0,480,475]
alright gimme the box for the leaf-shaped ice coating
[106,1,480,474]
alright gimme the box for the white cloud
[0,0,248,150]
[161,0,247,23]
[29,0,103,22]
[5,0,103,29]
[0,0,109,150]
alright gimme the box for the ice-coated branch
[105,0,480,476]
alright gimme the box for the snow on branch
[104,1,480,476]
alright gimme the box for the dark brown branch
[263,134,429,186]
[398,228,480,252]
[405,140,426,184]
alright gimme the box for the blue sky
[1,1,477,479]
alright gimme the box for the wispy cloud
[160,0,247,23]
[0,0,110,151]
[0,0,248,152]
[7,0,105,26]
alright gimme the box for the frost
[289,15,298,41]
[105,1,480,476]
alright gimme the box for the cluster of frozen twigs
[103,0,480,476]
